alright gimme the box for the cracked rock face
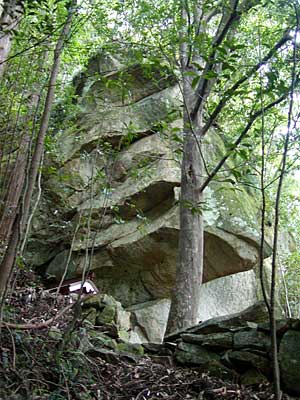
[31,50,271,321]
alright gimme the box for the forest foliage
[0,1,300,398]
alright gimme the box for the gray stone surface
[226,350,270,376]
[175,342,220,365]
[181,332,233,349]
[198,270,259,321]
[279,330,300,395]
[29,50,274,332]
[193,301,268,335]
[128,299,171,343]
[165,301,268,342]
[234,329,271,351]
[170,311,300,391]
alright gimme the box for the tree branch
[200,31,291,136]
[200,92,290,192]
[0,303,74,330]
[190,0,240,119]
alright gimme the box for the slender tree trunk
[165,0,294,336]
[166,117,204,332]
[166,0,260,333]
[0,210,20,301]
[0,0,77,297]
[269,16,298,400]
[0,123,32,242]
[0,0,24,77]
[166,2,204,332]
[22,0,77,230]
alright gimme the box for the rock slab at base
[169,310,300,395]
[279,330,300,396]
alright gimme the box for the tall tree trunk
[0,133,29,241]
[0,0,24,77]
[0,0,77,298]
[21,0,77,230]
[166,115,204,332]
[268,19,298,400]
[0,210,20,301]
[166,2,204,332]
[0,95,37,242]
[166,0,250,333]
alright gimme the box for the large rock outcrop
[28,50,271,323]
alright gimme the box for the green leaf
[222,178,236,185]
[222,62,236,72]
[191,75,200,89]
[183,70,198,77]
[203,70,218,79]
[191,62,204,71]
[238,149,248,160]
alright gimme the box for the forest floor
[0,274,298,400]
